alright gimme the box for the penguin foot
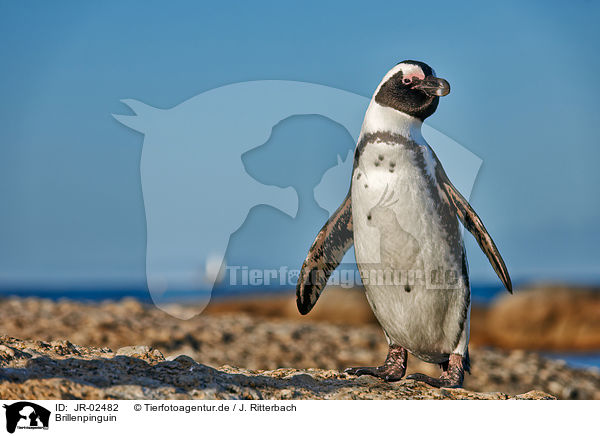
[406,353,465,388]
[344,365,406,382]
[405,373,463,388]
[344,345,407,382]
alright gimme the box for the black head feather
[374,60,444,121]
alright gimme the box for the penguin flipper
[296,191,353,314]
[438,170,513,294]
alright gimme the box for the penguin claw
[344,366,378,377]
[406,373,462,389]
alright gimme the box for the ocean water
[0,283,507,305]
[541,353,600,371]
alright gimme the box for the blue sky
[0,0,599,291]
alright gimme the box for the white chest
[350,135,468,359]
[351,138,453,270]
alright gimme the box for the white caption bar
[0,400,592,435]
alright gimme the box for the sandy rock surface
[482,284,600,350]
[0,336,555,400]
[0,297,598,399]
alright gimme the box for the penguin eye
[402,77,412,85]
[367,214,372,221]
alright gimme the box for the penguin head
[374,60,450,121]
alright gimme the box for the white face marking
[373,63,428,96]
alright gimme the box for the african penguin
[296,60,512,388]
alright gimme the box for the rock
[0,336,556,400]
[513,390,557,400]
[0,297,598,399]
[116,345,164,362]
[482,284,600,350]
[116,345,151,356]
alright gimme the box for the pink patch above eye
[408,73,425,81]
[403,73,424,85]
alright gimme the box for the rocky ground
[0,336,557,400]
[0,293,598,400]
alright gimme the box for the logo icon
[3,402,50,433]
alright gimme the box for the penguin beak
[412,76,450,97]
